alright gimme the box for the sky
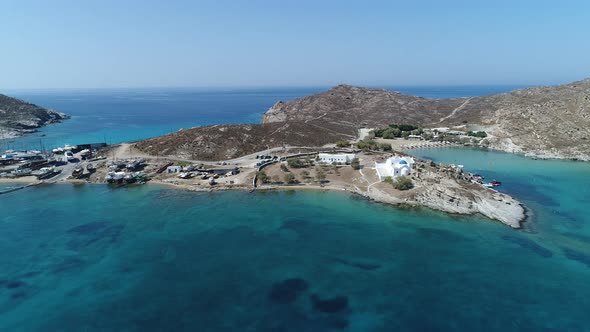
[1,0,590,89]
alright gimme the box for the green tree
[393,176,413,190]
[382,127,401,139]
[379,143,392,151]
[350,158,361,170]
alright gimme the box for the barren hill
[136,79,590,161]
[135,120,356,161]
[263,79,590,160]
[0,94,69,138]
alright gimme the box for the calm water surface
[2,87,589,331]
[1,147,589,331]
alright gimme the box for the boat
[483,180,502,188]
[179,172,194,179]
[37,166,61,180]
[126,159,144,171]
[79,149,92,159]
[71,167,84,179]
[105,171,125,183]
[12,168,32,177]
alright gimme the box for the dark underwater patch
[327,318,349,329]
[269,278,309,304]
[332,257,380,271]
[20,271,41,278]
[549,209,584,227]
[11,291,27,299]
[501,235,553,258]
[563,248,590,267]
[67,223,124,250]
[67,221,108,234]
[310,294,349,313]
[52,257,86,274]
[5,280,25,289]
[501,181,558,207]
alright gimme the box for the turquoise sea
[6,85,525,151]
[2,87,590,331]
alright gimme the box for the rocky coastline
[0,93,69,139]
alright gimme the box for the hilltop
[135,78,590,161]
[263,79,590,160]
[0,94,69,139]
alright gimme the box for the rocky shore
[0,93,69,138]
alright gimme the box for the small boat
[178,172,194,179]
[37,166,61,180]
[71,167,84,178]
[12,168,32,177]
[105,171,125,183]
[491,180,502,187]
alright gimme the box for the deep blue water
[5,85,525,151]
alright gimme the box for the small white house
[318,153,356,164]
[375,155,415,181]
[167,166,182,173]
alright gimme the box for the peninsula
[0,94,69,139]
[8,79,590,229]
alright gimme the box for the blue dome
[398,160,408,165]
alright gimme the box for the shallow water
[1,147,590,331]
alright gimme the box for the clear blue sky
[2,0,589,89]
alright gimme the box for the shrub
[383,176,394,184]
[393,176,413,190]
[350,158,361,170]
[356,139,379,151]
[280,164,289,172]
[315,167,326,183]
[468,131,488,138]
[335,140,350,148]
[287,158,307,168]
[258,171,270,184]
[379,143,392,151]
[284,173,298,184]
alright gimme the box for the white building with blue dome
[375,155,415,181]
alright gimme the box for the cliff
[0,94,69,139]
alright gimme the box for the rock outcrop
[0,94,69,138]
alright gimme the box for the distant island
[0,94,69,139]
